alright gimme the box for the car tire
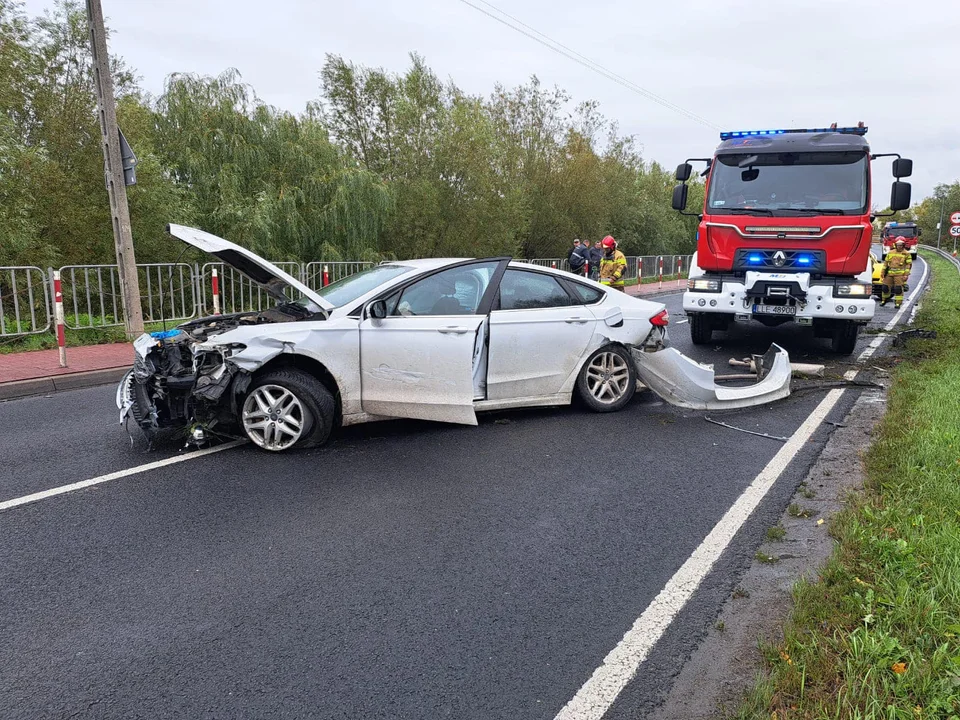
[690,313,713,345]
[831,321,859,355]
[576,345,637,413]
[242,369,335,451]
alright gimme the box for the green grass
[767,524,788,542]
[733,252,960,719]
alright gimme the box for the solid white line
[553,384,848,720]
[555,256,933,718]
[856,255,929,364]
[0,440,246,513]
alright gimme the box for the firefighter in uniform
[599,235,627,291]
[881,237,912,308]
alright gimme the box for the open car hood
[167,224,334,313]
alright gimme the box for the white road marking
[675,319,689,325]
[0,440,246,513]
[856,256,929,364]
[555,256,931,720]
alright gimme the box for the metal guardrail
[59,263,198,329]
[199,262,303,315]
[0,266,51,337]
[918,245,960,277]
[1,253,695,339]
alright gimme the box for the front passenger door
[359,260,504,425]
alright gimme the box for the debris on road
[892,327,937,347]
[728,356,825,378]
[703,417,789,442]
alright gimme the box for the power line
[457,0,721,131]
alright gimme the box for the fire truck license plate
[753,304,797,316]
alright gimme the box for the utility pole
[85,0,143,338]
[936,195,945,249]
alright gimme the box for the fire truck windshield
[707,151,867,216]
[884,227,916,238]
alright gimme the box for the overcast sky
[23,0,958,200]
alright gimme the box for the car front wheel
[241,369,335,451]
[576,345,637,413]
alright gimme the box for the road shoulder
[649,378,888,719]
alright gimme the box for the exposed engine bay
[118,303,319,444]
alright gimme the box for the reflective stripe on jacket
[600,250,627,286]
[885,250,912,275]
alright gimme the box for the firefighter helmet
[601,236,616,249]
[894,236,906,248]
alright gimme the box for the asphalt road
[0,253,925,720]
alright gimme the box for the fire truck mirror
[675,163,692,182]
[892,158,913,178]
[890,181,912,212]
[672,183,688,211]
[741,168,760,182]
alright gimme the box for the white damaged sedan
[118,225,790,451]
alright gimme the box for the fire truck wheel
[690,313,713,345]
[831,321,859,355]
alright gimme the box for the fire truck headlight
[834,283,871,297]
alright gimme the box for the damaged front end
[632,343,791,410]
[116,309,311,444]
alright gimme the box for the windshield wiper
[719,207,775,215]
[781,208,849,216]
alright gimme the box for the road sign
[951,225,960,237]
[951,211,960,225]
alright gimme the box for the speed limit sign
[951,225,960,237]
[951,211,960,225]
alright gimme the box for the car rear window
[568,282,604,304]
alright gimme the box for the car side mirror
[675,163,692,182]
[890,181,912,211]
[671,183,688,211]
[366,299,387,319]
[917,227,922,236]
[892,158,913,178]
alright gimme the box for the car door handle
[438,326,469,334]
[564,317,589,324]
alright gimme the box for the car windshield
[707,151,868,215]
[304,264,411,308]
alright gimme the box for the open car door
[358,259,508,425]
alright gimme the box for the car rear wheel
[576,345,636,413]
[242,370,335,451]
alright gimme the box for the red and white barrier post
[52,269,67,368]
[551,261,557,269]
[637,259,642,285]
[211,268,221,315]
[322,264,330,287]
[658,256,664,289]
[676,257,683,287]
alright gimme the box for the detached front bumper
[632,344,791,410]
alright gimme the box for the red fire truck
[880,221,920,258]
[671,125,912,354]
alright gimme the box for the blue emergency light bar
[720,126,868,141]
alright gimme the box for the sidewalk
[625,278,686,297]
[0,343,131,400]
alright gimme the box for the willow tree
[153,69,391,262]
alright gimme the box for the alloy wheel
[242,384,306,451]
[585,351,631,404]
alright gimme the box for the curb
[0,367,128,401]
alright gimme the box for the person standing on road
[589,240,603,281]
[568,239,589,276]
[599,235,627,291]
[881,237,912,308]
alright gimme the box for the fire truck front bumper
[683,272,875,324]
